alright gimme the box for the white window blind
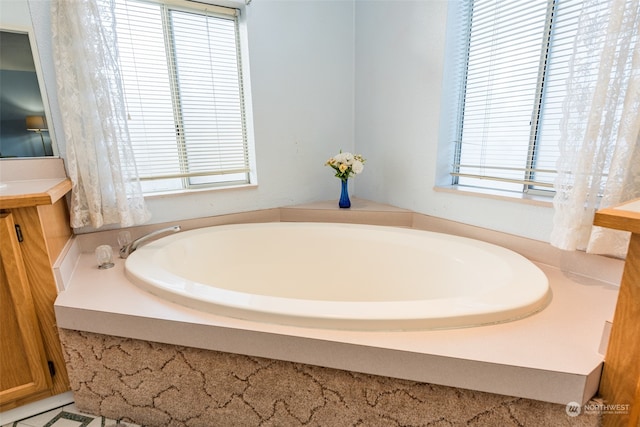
[114,0,250,193]
[452,0,608,194]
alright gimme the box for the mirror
[0,30,53,158]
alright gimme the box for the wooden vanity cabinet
[0,179,72,411]
[0,212,52,405]
[594,199,640,427]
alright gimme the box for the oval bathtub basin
[124,222,551,330]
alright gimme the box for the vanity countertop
[594,197,640,234]
[0,178,72,209]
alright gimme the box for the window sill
[434,185,554,208]
[143,183,258,199]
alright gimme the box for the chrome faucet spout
[119,225,181,259]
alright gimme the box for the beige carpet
[59,329,601,426]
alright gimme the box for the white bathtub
[124,222,551,330]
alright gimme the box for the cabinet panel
[38,200,71,263]
[0,213,52,405]
[10,205,70,396]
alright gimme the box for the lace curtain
[51,0,150,229]
[551,0,640,258]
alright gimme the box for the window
[114,0,251,193]
[451,0,610,194]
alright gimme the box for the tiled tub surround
[53,200,622,426]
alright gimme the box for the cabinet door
[0,213,52,405]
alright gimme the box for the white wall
[354,0,555,242]
[354,0,445,207]
[24,0,556,241]
[0,0,31,29]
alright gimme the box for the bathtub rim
[123,222,552,331]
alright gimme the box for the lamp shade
[26,115,47,131]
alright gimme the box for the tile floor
[1,403,140,427]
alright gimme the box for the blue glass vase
[339,179,351,208]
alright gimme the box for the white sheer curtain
[551,0,640,258]
[51,0,150,229]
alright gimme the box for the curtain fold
[51,0,150,229]
[551,0,640,258]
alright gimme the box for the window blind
[534,0,614,189]
[451,0,607,193]
[114,0,249,193]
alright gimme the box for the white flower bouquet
[325,151,366,182]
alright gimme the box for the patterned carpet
[57,329,602,427]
